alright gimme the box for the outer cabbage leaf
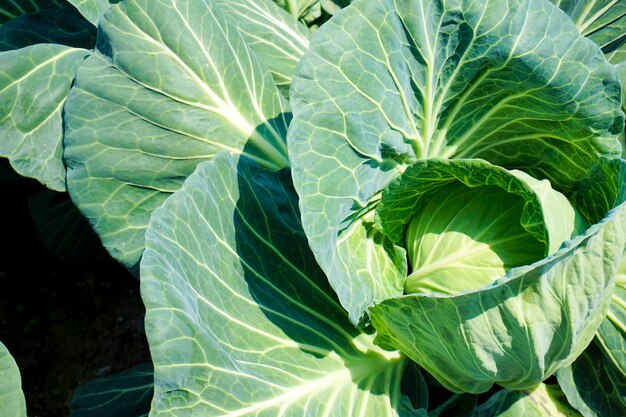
[288,0,623,323]
[606,45,626,64]
[0,0,63,24]
[573,157,626,226]
[213,0,310,95]
[596,277,626,376]
[553,0,626,56]
[0,5,95,51]
[573,158,626,381]
[70,363,153,417]
[0,341,26,417]
[141,153,421,417]
[618,62,626,102]
[0,44,88,191]
[556,341,626,417]
[596,302,626,374]
[475,384,581,417]
[573,157,626,380]
[63,0,290,270]
[66,0,311,89]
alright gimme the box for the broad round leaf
[214,0,310,95]
[64,0,290,270]
[141,153,420,416]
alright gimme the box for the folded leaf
[0,44,88,191]
[377,159,585,295]
[378,159,585,254]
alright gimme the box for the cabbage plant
[2,0,626,416]
[289,0,626,399]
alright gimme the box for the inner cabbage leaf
[370,158,626,393]
[392,160,588,295]
[405,184,544,294]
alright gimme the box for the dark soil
[0,177,150,416]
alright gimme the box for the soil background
[0,175,150,416]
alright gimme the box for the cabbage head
[288,0,626,393]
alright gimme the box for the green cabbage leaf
[0,0,63,24]
[551,0,626,61]
[556,341,626,417]
[63,0,296,269]
[0,341,26,417]
[140,153,423,416]
[70,363,153,417]
[377,158,587,295]
[0,44,89,191]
